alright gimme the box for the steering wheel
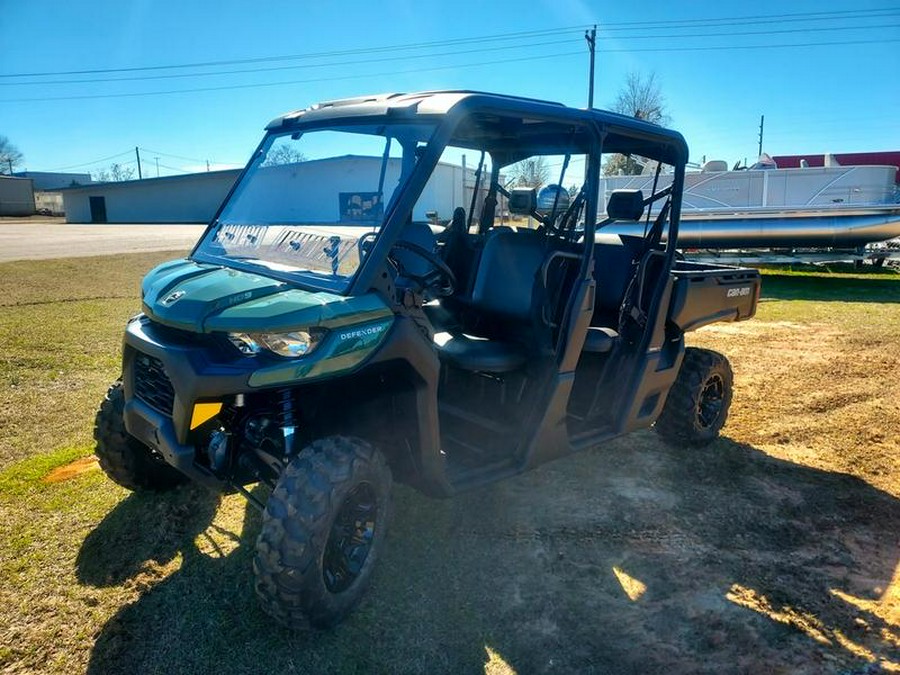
[391,240,457,296]
[357,231,378,260]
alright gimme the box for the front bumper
[121,317,260,484]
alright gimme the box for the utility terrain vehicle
[95,91,760,629]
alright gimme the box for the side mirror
[508,187,536,215]
[606,189,644,221]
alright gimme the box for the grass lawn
[0,253,898,674]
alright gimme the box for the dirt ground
[0,256,898,674]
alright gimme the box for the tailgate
[668,261,761,332]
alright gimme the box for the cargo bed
[668,260,760,332]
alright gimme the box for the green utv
[95,91,760,629]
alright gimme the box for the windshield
[193,122,436,292]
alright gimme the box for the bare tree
[0,136,24,174]
[602,153,644,177]
[509,156,550,188]
[612,71,670,126]
[93,163,135,182]
[604,72,671,176]
[262,145,307,166]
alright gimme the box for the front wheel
[655,348,733,447]
[94,380,187,491]
[253,436,392,629]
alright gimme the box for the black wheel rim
[323,483,377,594]
[697,374,725,429]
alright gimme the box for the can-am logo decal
[726,286,752,298]
[339,325,386,341]
[161,290,185,305]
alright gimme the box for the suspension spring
[278,389,297,459]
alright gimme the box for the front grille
[133,353,175,416]
[151,322,204,346]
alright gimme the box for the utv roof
[266,90,689,166]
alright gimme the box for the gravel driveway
[0,219,207,262]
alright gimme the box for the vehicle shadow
[76,486,221,588]
[81,434,900,674]
[761,273,900,303]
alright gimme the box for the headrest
[606,190,644,221]
[508,187,536,215]
[449,206,466,232]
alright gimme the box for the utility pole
[585,25,597,108]
[6,159,11,175]
[206,160,210,172]
[155,157,160,177]
[757,115,765,158]
[135,146,142,179]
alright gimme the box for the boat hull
[603,206,900,248]
[599,165,900,248]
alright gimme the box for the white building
[62,170,241,223]
[60,156,483,224]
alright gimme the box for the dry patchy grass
[0,252,181,468]
[0,257,898,674]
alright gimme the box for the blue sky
[1,0,898,177]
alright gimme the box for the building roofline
[59,168,242,191]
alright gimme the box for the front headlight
[228,329,324,358]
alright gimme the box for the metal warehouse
[0,176,36,216]
[61,169,241,223]
[13,171,92,190]
[60,156,481,224]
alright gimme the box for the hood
[141,259,391,333]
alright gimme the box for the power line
[600,21,900,42]
[0,26,584,78]
[42,150,134,171]
[597,36,900,54]
[0,50,586,103]
[5,34,898,105]
[6,20,897,88]
[143,149,245,169]
[155,161,191,173]
[0,38,578,87]
[140,147,220,164]
[46,148,239,176]
[595,7,899,31]
[1,7,894,80]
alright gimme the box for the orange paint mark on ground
[613,566,648,601]
[43,456,99,483]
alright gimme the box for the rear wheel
[94,380,187,491]
[655,348,733,447]
[253,436,392,629]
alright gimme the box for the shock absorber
[278,389,296,460]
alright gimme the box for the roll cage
[194,92,688,299]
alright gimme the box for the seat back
[469,228,544,320]
[393,220,437,278]
[441,207,480,296]
[592,233,642,325]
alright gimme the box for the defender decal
[339,325,386,341]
